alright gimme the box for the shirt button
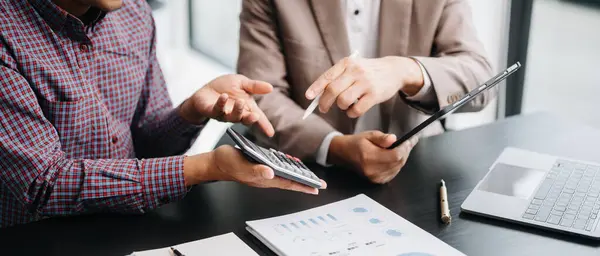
[80,44,89,51]
[354,9,360,15]
[111,136,118,144]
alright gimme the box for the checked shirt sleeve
[0,65,186,218]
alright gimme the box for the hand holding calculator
[226,128,325,189]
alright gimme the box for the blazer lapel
[309,0,350,64]
[378,0,412,57]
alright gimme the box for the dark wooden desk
[2,113,600,256]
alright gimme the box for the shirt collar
[27,0,70,32]
[27,0,107,35]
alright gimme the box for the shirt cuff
[165,109,207,138]
[405,57,436,104]
[316,131,343,167]
[140,156,188,209]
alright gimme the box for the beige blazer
[237,0,494,160]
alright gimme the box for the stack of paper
[129,232,258,256]
[246,194,465,256]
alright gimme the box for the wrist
[394,56,424,96]
[183,152,214,186]
[178,98,208,125]
[328,135,348,166]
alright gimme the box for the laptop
[462,147,600,239]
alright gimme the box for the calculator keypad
[267,149,318,180]
[226,128,322,188]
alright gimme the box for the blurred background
[149,0,600,155]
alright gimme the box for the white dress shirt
[315,0,435,166]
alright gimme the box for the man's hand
[184,145,326,194]
[305,56,424,118]
[328,131,418,184]
[179,74,275,137]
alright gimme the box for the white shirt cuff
[405,58,436,104]
[316,131,344,167]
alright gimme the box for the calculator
[225,128,324,188]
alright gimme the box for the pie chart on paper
[385,229,403,237]
[352,207,368,213]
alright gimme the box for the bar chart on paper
[246,194,465,256]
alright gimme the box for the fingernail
[306,90,314,99]
[262,169,274,179]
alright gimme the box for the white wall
[522,0,600,128]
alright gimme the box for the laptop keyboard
[522,160,600,232]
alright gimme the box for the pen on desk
[440,179,451,224]
[170,247,185,256]
[302,50,360,120]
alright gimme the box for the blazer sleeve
[237,0,338,160]
[404,0,495,115]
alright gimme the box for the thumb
[253,164,274,180]
[366,131,397,149]
[241,79,273,95]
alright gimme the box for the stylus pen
[440,179,452,224]
[302,50,360,120]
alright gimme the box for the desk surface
[2,113,600,256]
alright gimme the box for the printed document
[246,194,464,256]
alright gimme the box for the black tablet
[387,62,522,149]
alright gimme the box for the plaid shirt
[0,0,203,227]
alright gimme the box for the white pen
[302,50,360,120]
